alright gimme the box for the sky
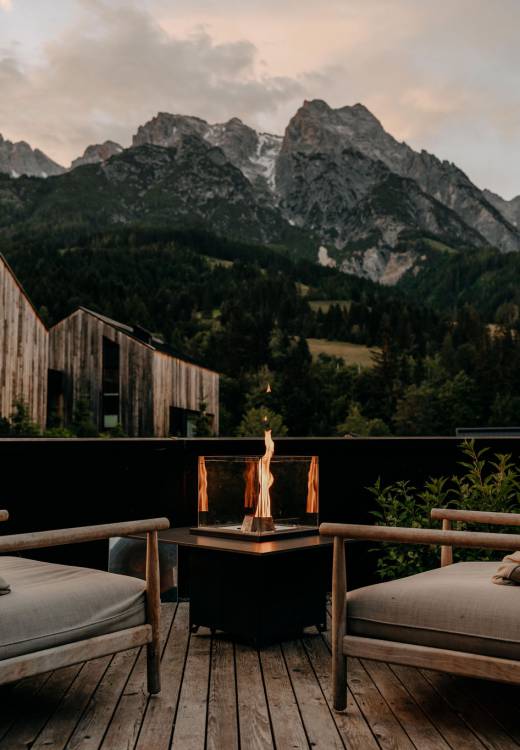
[1,0,520,198]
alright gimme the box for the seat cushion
[0,556,146,660]
[347,562,520,661]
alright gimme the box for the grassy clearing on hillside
[296,282,311,296]
[308,299,352,313]
[423,238,457,254]
[307,338,379,368]
[203,255,234,268]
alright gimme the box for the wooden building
[49,307,219,437]
[0,254,48,429]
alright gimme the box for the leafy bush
[337,402,390,436]
[8,400,41,437]
[368,440,520,580]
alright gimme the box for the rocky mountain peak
[0,134,65,178]
[132,112,209,149]
[280,99,520,254]
[3,100,520,288]
[71,140,123,170]
[132,111,282,196]
[282,98,386,156]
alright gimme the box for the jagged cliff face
[278,100,520,254]
[71,141,123,169]
[483,189,520,229]
[275,100,493,282]
[132,113,281,201]
[0,134,65,178]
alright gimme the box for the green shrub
[8,400,41,437]
[368,440,520,580]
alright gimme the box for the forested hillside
[400,246,520,324]
[4,226,520,436]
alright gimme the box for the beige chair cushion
[0,556,146,660]
[348,562,520,661]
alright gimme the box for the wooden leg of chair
[332,536,347,711]
[146,530,161,694]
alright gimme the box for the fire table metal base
[150,527,333,647]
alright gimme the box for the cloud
[2,0,520,197]
[0,0,303,165]
[0,0,12,10]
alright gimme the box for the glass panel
[186,415,197,438]
[196,455,319,540]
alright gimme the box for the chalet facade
[49,307,219,437]
[0,254,48,428]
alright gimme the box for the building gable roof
[58,306,217,373]
[0,253,48,330]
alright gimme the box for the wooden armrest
[0,510,8,523]
[0,517,170,554]
[431,508,520,526]
[319,522,520,552]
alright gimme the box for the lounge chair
[321,508,520,711]
[0,510,169,693]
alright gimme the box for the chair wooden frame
[0,511,169,692]
[320,508,520,711]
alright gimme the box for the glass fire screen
[196,455,319,538]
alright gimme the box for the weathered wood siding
[49,308,219,437]
[0,256,48,427]
[153,351,219,436]
[49,309,155,436]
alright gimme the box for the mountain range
[1,100,520,285]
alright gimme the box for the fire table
[162,429,331,644]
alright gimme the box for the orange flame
[198,456,208,512]
[243,459,257,509]
[255,429,275,520]
[306,456,319,514]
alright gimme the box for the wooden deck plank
[454,677,520,746]
[0,665,82,750]
[65,648,140,750]
[206,638,239,750]
[0,673,51,741]
[3,601,520,750]
[259,644,309,750]
[32,657,112,750]
[422,669,520,750]
[235,643,274,750]
[362,659,451,750]
[302,634,380,750]
[282,639,344,750]
[170,629,211,749]
[134,603,190,750]
[390,665,487,750]
[98,603,176,750]
[347,657,415,750]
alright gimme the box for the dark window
[102,337,120,429]
[47,369,65,427]
[169,406,199,437]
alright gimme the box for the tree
[72,397,99,437]
[337,403,390,437]
[236,407,288,437]
[9,400,40,437]
[194,400,214,437]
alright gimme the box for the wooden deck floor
[1,602,520,749]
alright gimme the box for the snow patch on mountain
[250,133,282,191]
